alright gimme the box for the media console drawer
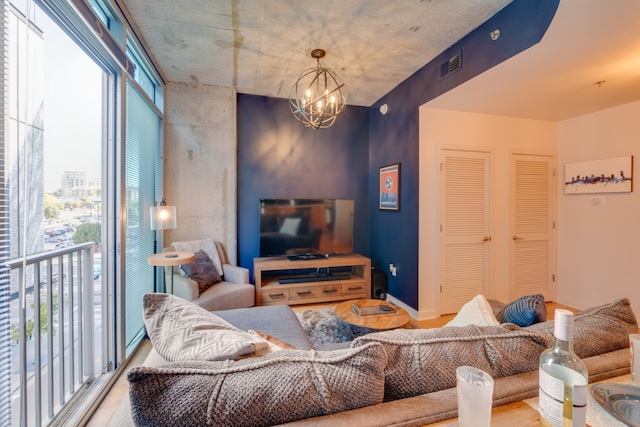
[289,286,319,301]
[343,282,367,296]
[261,288,290,303]
[254,254,371,306]
[320,283,343,297]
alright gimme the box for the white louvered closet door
[439,150,491,314]
[509,154,556,301]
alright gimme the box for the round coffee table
[335,299,411,337]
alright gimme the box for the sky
[36,6,103,193]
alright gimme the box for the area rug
[294,307,353,347]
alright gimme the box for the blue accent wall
[236,0,559,309]
[368,0,559,309]
[237,94,370,277]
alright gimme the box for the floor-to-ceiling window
[4,0,164,424]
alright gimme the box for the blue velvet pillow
[496,294,547,327]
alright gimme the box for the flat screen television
[259,198,354,259]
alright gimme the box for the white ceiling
[122,0,640,120]
[427,0,640,121]
[121,0,512,107]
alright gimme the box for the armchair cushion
[179,249,221,294]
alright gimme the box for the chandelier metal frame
[289,49,347,129]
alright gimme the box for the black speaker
[371,267,388,300]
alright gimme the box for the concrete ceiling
[121,0,512,107]
[122,0,640,121]
[426,0,640,121]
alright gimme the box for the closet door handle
[483,236,491,242]
[513,235,524,241]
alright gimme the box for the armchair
[164,239,254,311]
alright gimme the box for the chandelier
[289,49,347,130]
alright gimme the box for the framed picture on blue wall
[379,163,400,211]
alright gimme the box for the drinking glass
[456,365,494,427]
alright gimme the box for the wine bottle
[538,309,588,427]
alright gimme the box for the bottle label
[539,367,587,427]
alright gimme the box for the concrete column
[164,82,237,263]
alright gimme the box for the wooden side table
[147,251,195,294]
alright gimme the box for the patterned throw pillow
[142,293,269,362]
[180,249,222,293]
[128,342,387,426]
[495,293,547,327]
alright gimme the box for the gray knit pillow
[525,297,637,359]
[128,342,387,427]
[351,325,552,401]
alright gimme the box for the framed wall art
[564,156,633,194]
[379,162,400,211]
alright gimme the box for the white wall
[419,107,557,318]
[164,82,238,262]
[557,101,640,316]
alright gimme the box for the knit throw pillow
[128,342,387,427]
[179,249,222,293]
[526,297,637,359]
[351,325,552,401]
[495,293,547,326]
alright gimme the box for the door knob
[513,235,524,241]
[483,236,491,242]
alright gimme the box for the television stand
[254,254,371,306]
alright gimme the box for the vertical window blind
[124,81,160,355]
[0,0,10,423]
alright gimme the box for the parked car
[93,265,102,279]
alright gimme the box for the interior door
[509,153,556,301]
[438,149,491,314]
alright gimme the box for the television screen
[259,198,354,258]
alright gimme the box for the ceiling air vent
[440,51,462,79]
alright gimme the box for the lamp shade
[150,205,176,230]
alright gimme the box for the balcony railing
[7,243,95,427]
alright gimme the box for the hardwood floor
[85,300,575,426]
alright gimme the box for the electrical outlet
[389,263,397,277]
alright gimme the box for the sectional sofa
[125,296,636,427]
